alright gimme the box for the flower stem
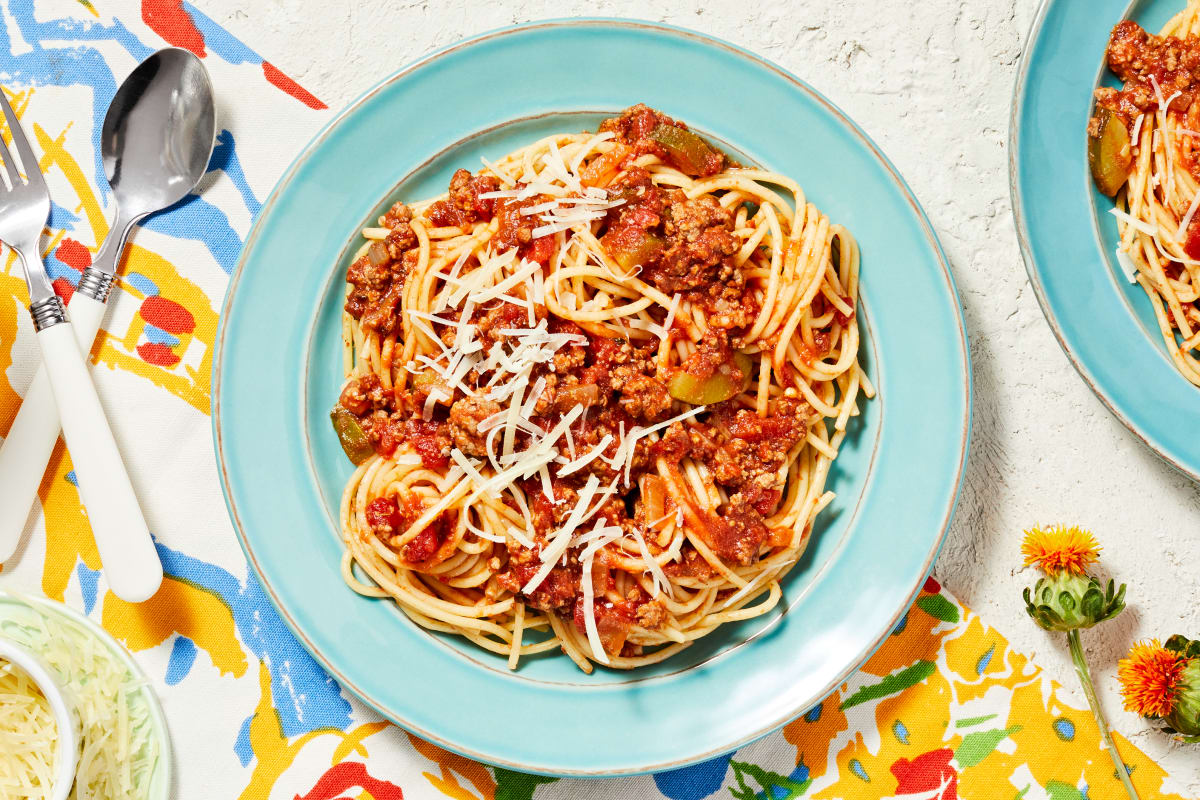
[1068,629,1140,800]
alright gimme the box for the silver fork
[0,90,162,602]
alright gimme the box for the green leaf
[840,661,936,711]
[917,594,959,623]
[1058,591,1076,612]
[728,760,811,800]
[955,725,1022,768]
[1081,588,1103,619]
[954,713,998,729]
[494,767,559,800]
[1044,780,1085,800]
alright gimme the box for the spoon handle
[36,320,163,603]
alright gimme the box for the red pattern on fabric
[137,341,180,367]
[293,761,404,800]
[891,748,958,800]
[141,0,206,56]
[52,277,74,304]
[55,238,91,272]
[141,295,196,335]
[923,575,941,593]
[262,62,328,110]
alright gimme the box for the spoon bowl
[101,48,216,218]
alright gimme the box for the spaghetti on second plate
[1092,2,1200,384]
[330,105,870,672]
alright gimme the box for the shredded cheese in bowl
[0,596,161,799]
[0,658,58,797]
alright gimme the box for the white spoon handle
[33,321,162,602]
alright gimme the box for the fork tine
[0,117,20,189]
[0,89,44,192]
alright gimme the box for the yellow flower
[1119,640,1186,718]
[1021,525,1101,576]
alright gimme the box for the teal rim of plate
[0,591,173,799]
[213,18,971,776]
[1012,0,1200,481]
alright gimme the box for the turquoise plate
[1013,0,1200,480]
[213,20,969,776]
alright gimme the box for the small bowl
[0,638,80,800]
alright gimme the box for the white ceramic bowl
[0,638,80,800]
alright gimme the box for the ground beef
[497,540,580,612]
[449,168,500,219]
[425,168,501,228]
[648,194,739,293]
[617,374,673,421]
[447,397,500,457]
[494,193,540,250]
[661,546,715,580]
[1094,21,1200,126]
[345,204,419,330]
[338,374,390,417]
[599,104,676,145]
[712,397,808,492]
[636,599,668,629]
[380,201,413,229]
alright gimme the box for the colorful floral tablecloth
[0,3,1190,798]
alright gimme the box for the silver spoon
[0,49,216,590]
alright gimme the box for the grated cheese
[1115,247,1140,284]
[1131,113,1145,146]
[1178,187,1200,241]
[0,659,57,798]
[556,434,614,478]
[0,600,158,800]
[579,524,625,664]
[628,527,674,600]
[1108,206,1159,237]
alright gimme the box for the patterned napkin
[0,3,1188,798]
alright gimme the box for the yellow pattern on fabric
[0,272,27,436]
[95,242,217,414]
[37,441,97,600]
[100,578,248,677]
[405,732,497,800]
[32,120,109,248]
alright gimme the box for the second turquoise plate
[1013,0,1200,480]
[213,20,970,775]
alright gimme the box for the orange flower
[1119,640,1187,718]
[1021,525,1101,576]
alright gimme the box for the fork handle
[35,321,163,602]
[0,295,108,562]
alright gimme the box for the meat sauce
[336,106,816,652]
[1093,23,1200,269]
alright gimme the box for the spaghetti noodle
[331,105,871,672]
[1093,4,1200,385]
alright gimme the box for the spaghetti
[331,105,871,672]
[1093,4,1200,385]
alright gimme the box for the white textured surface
[205,0,1200,790]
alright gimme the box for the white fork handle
[33,321,163,602]
[0,295,107,562]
